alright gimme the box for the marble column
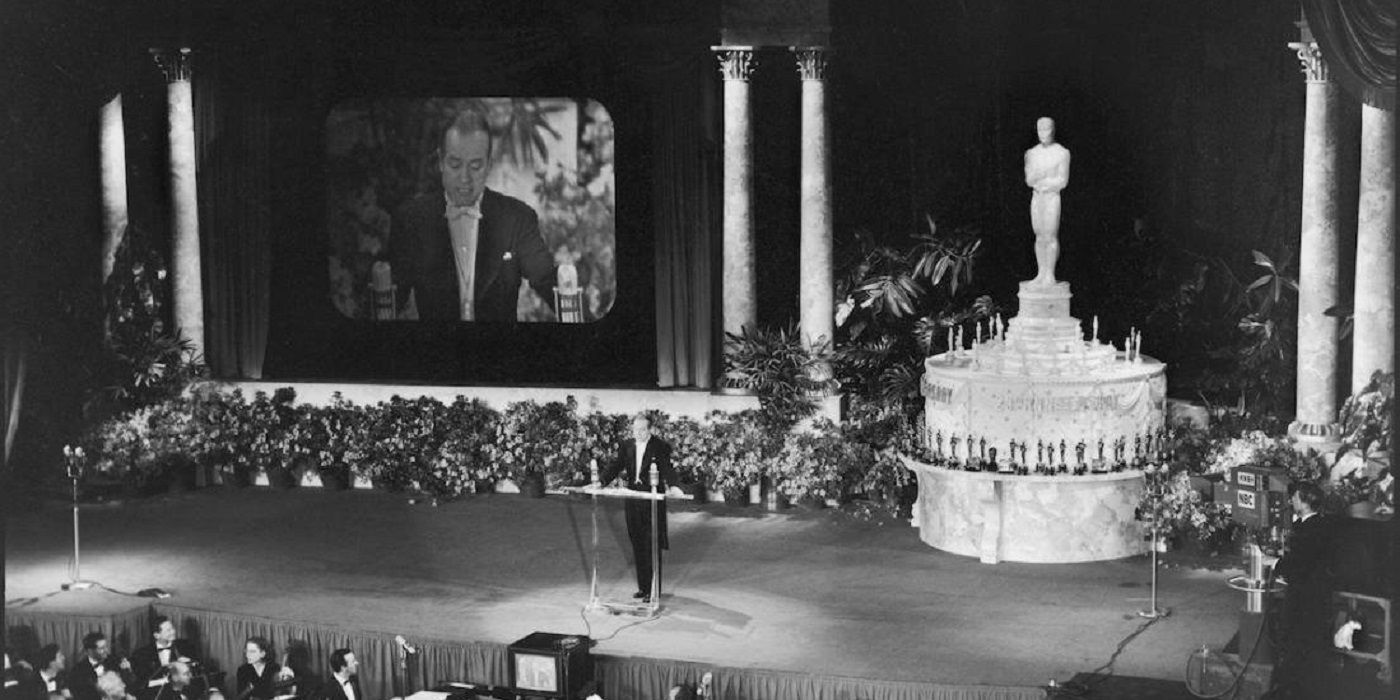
[1351,104,1395,393]
[1286,41,1341,441]
[99,94,129,283]
[151,47,205,357]
[793,47,833,375]
[713,47,757,338]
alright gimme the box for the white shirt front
[445,194,483,321]
[336,674,355,700]
[634,438,650,483]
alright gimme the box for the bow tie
[445,204,481,221]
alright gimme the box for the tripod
[64,445,94,590]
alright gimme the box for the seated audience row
[2,619,362,700]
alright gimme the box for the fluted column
[151,47,204,357]
[99,94,129,283]
[793,47,833,381]
[713,47,757,338]
[1286,41,1341,442]
[1351,104,1395,392]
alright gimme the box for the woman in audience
[233,639,291,700]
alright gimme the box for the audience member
[130,618,196,687]
[150,663,192,700]
[95,672,133,700]
[233,638,292,700]
[1269,482,1335,699]
[316,650,361,700]
[70,633,132,700]
[4,650,29,700]
[23,645,70,700]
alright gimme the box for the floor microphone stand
[66,452,94,590]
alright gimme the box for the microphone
[393,635,417,655]
[556,262,578,294]
[370,261,393,292]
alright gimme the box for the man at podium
[597,414,676,601]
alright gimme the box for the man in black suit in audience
[70,633,132,700]
[3,650,24,700]
[597,414,677,602]
[1269,482,1335,699]
[148,663,191,700]
[315,650,361,700]
[130,617,196,690]
[18,645,68,700]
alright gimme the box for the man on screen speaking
[390,109,556,321]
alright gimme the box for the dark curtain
[651,52,719,388]
[195,56,272,379]
[1301,0,1397,110]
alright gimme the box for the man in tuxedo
[390,109,556,322]
[317,650,361,700]
[1269,482,1334,699]
[130,617,196,689]
[149,663,191,700]
[16,645,68,700]
[597,414,676,601]
[70,633,132,700]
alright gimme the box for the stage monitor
[507,632,591,699]
[325,97,616,324]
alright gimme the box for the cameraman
[1269,482,1333,699]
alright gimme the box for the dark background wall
[4,0,1354,476]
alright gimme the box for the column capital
[712,46,756,81]
[150,47,193,83]
[791,46,829,81]
[1286,42,1329,83]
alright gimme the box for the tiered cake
[921,280,1166,467]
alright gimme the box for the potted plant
[707,411,768,504]
[495,398,586,497]
[420,397,500,499]
[1336,370,1393,480]
[774,419,863,508]
[720,324,835,431]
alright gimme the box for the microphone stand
[65,446,94,590]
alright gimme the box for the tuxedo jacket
[1276,514,1334,593]
[317,675,364,700]
[599,437,676,549]
[70,657,133,700]
[390,187,556,322]
[129,641,197,687]
[14,671,65,700]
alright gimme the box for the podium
[563,480,691,617]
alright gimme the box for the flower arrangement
[1139,469,1238,548]
[772,420,861,503]
[706,411,770,500]
[494,398,588,493]
[421,397,502,498]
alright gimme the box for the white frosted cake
[921,281,1166,467]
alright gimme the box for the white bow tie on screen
[445,204,481,221]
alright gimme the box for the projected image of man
[390,110,556,322]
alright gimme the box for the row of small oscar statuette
[913,427,1173,476]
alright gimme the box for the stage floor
[5,487,1242,690]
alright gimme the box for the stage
[5,487,1243,699]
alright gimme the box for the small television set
[507,632,591,699]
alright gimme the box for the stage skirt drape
[6,604,1044,700]
[5,605,152,665]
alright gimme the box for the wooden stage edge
[225,381,760,419]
